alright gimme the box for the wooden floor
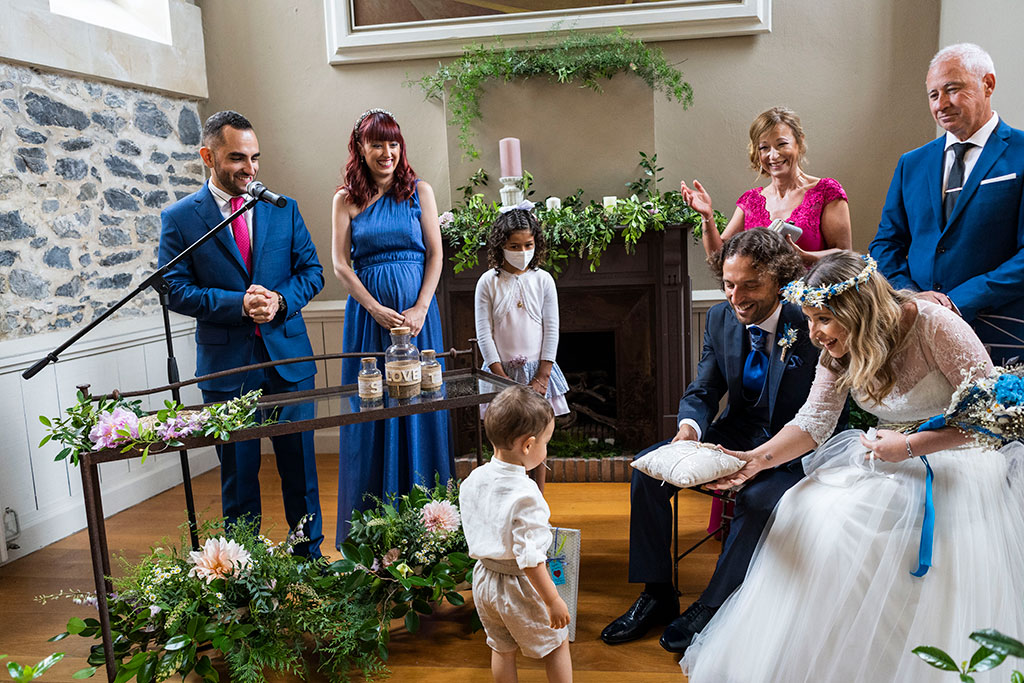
[0,455,720,681]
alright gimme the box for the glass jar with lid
[384,326,421,399]
[420,349,443,394]
[357,357,383,408]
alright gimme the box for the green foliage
[848,403,879,432]
[39,391,268,466]
[46,518,387,682]
[546,430,622,459]
[914,628,1024,682]
[341,478,474,636]
[439,152,726,276]
[413,29,694,158]
[3,653,64,682]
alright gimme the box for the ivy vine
[413,29,694,158]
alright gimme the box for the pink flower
[421,500,461,534]
[89,407,140,450]
[187,537,251,584]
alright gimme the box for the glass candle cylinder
[385,326,421,399]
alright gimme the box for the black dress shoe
[659,600,717,653]
[601,592,680,644]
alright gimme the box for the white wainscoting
[0,312,217,564]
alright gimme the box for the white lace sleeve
[786,361,850,446]
[917,301,994,386]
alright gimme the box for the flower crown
[353,108,396,139]
[781,254,878,308]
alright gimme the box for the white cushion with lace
[630,441,744,488]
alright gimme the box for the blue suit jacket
[870,119,1024,352]
[158,184,324,392]
[679,301,821,441]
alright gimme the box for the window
[49,0,172,45]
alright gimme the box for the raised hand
[680,179,714,221]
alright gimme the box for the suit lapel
[251,201,270,275]
[767,304,797,415]
[724,307,747,400]
[927,137,946,231]
[194,186,249,276]
[946,120,1009,229]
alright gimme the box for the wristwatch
[275,291,288,319]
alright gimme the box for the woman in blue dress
[331,108,450,544]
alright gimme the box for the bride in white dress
[682,252,1024,682]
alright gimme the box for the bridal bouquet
[927,364,1024,448]
[42,518,387,683]
[341,478,474,634]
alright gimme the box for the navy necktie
[943,142,973,223]
[743,326,769,395]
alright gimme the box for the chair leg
[673,489,737,592]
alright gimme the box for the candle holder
[499,176,524,207]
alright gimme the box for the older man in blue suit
[871,43,1024,363]
[158,111,325,558]
[602,229,832,654]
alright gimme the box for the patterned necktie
[743,326,769,396]
[943,142,974,223]
[229,195,251,271]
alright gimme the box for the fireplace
[438,225,692,454]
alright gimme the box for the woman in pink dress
[681,107,852,267]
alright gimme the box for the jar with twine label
[385,326,421,399]
[357,357,383,407]
[420,349,442,393]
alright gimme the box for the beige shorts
[473,559,568,659]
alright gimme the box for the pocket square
[981,173,1017,185]
[786,355,804,369]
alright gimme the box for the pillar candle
[546,196,561,210]
[498,137,522,178]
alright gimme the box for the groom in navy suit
[871,43,1024,363]
[602,229,832,652]
[158,111,325,558]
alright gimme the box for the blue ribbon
[910,417,944,577]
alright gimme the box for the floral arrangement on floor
[340,478,474,635]
[43,518,388,683]
[39,390,266,465]
[440,152,726,275]
[924,364,1024,447]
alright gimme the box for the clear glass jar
[357,356,383,407]
[384,326,421,399]
[420,349,442,393]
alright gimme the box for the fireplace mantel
[438,225,693,451]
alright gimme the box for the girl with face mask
[474,207,569,492]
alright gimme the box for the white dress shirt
[680,301,783,440]
[942,111,999,193]
[207,179,254,243]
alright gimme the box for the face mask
[503,248,534,271]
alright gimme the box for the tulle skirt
[682,430,1024,683]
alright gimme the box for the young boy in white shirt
[459,385,572,682]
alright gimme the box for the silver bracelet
[905,435,915,459]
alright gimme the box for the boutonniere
[778,324,799,363]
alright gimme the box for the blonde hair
[747,107,807,174]
[804,252,914,404]
[484,385,555,450]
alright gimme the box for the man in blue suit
[602,229,828,652]
[871,43,1024,363]
[158,111,325,558]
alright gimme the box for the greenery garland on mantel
[413,29,694,158]
[440,152,726,276]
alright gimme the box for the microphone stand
[23,194,262,550]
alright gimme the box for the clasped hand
[243,284,278,324]
[859,428,912,462]
[371,303,428,335]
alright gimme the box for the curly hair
[340,111,417,209]
[804,252,915,404]
[708,228,803,292]
[747,106,807,174]
[486,209,548,272]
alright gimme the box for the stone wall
[0,61,204,339]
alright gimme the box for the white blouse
[459,458,553,570]
[474,268,560,369]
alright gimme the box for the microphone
[246,180,287,208]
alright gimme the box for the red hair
[341,111,417,209]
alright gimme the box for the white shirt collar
[944,111,999,149]
[490,457,527,475]
[747,300,783,337]
[207,178,243,207]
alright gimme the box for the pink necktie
[229,196,251,271]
